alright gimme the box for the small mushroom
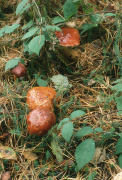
[55,27,80,47]
[27,108,56,135]
[11,62,26,78]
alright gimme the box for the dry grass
[0,0,122,179]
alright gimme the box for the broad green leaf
[51,139,63,162]
[90,14,103,23]
[115,96,122,115]
[112,84,122,92]
[94,127,103,133]
[0,146,17,160]
[57,118,70,130]
[118,154,122,168]
[22,27,39,40]
[70,110,86,120]
[28,35,45,56]
[37,77,48,87]
[23,41,29,52]
[22,20,34,30]
[73,0,80,2]
[115,137,122,154]
[63,0,77,19]
[75,127,93,138]
[19,3,31,15]
[62,121,73,142]
[112,78,122,84]
[80,23,98,34]
[52,16,65,24]
[5,57,21,71]
[16,0,28,15]
[45,25,61,32]
[4,24,20,34]
[75,139,95,171]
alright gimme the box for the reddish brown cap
[26,87,56,111]
[55,27,80,47]
[11,63,26,78]
[27,108,56,135]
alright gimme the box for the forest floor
[0,0,122,180]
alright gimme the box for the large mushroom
[27,108,56,135]
[26,87,56,111]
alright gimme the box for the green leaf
[52,16,65,24]
[63,0,78,19]
[19,3,31,15]
[22,27,39,40]
[115,137,122,154]
[4,24,20,34]
[70,110,86,120]
[51,139,63,162]
[90,14,103,24]
[112,78,122,84]
[5,57,21,71]
[115,96,122,115]
[57,118,70,130]
[94,127,103,133]
[75,139,95,171]
[87,171,97,180]
[75,127,93,138]
[16,0,29,15]
[104,13,116,17]
[22,20,34,30]
[37,77,48,87]
[62,121,73,142]
[118,154,122,168]
[45,25,61,32]
[28,35,45,56]
[80,23,98,34]
[112,84,122,92]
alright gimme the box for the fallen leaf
[23,150,38,161]
[92,147,106,164]
[0,146,17,160]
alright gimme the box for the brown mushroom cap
[26,87,56,111]
[27,108,56,135]
[11,63,26,78]
[55,27,80,47]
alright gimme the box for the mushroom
[26,87,56,111]
[55,27,80,47]
[55,27,80,64]
[27,108,56,135]
[11,62,26,78]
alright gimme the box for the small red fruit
[27,108,56,135]
[11,63,26,78]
